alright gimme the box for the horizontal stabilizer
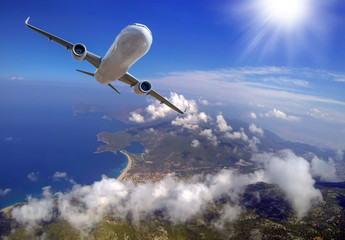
[107,83,121,94]
[76,69,94,77]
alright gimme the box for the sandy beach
[0,205,13,216]
[117,150,133,181]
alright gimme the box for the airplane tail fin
[76,69,94,77]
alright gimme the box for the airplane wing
[119,73,185,114]
[25,17,102,68]
[25,17,185,115]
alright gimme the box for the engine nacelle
[133,81,152,95]
[72,43,87,61]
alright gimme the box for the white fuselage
[95,24,152,84]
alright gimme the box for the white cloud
[199,99,210,106]
[191,139,201,148]
[146,92,194,121]
[250,112,257,119]
[253,150,322,218]
[264,109,300,121]
[53,171,67,180]
[129,112,144,123]
[263,77,309,87]
[307,108,328,119]
[172,112,208,130]
[0,188,11,196]
[151,67,345,108]
[12,186,54,228]
[216,114,232,132]
[12,148,326,233]
[170,97,209,130]
[224,128,249,142]
[52,171,76,185]
[310,157,337,182]
[128,93,199,125]
[249,124,263,136]
[248,136,260,152]
[12,170,265,232]
[27,172,39,182]
[200,129,219,146]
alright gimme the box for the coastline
[1,152,134,214]
[117,150,133,182]
[0,205,13,216]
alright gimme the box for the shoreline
[1,151,134,214]
[117,150,133,182]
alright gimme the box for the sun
[258,0,311,29]
[231,0,317,60]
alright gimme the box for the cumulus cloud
[264,109,300,121]
[200,129,219,146]
[172,112,208,130]
[12,186,54,228]
[253,150,322,218]
[249,124,263,137]
[12,170,265,232]
[27,172,39,182]
[151,93,194,120]
[0,188,11,196]
[128,93,201,126]
[129,112,144,123]
[310,157,337,182]
[191,139,201,147]
[216,114,232,132]
[250,112,257,119]
[224,128,249,142]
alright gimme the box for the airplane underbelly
[95,25,152,85]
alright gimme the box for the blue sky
[1,0,344,80]
[1,0,345,148]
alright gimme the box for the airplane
[25,17,185,114]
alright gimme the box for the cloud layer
[11,147,333,234]
[12,170,265,232]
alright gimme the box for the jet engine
[72,43,87,61]
[134,81,152,95]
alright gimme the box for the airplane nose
[131,23,152,36]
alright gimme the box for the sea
[0,80,144,209]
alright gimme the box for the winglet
[183,107,188,114]
[25,17,30,26]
